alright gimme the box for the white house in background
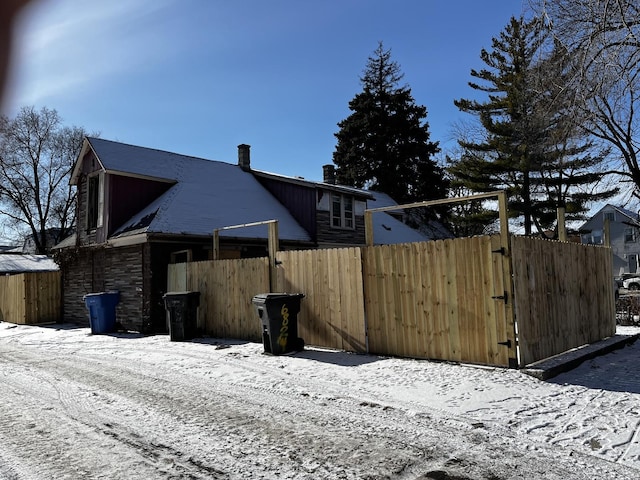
[579,204,640,275]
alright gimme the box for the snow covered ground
[1,322,640,479]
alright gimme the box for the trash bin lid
[252,292,304,302]
[83,291,120,299]
[164,291,200,299]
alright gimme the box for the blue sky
[6,0,526,181]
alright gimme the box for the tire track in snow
[0,347,228,479]
[2,328,640,479]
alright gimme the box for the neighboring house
[579,204,640,275]
[250,164,373,247]
[55,137,448,333]
[22,228,71,254]
[0,253,59,275]
[253,164,451,246]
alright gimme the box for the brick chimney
[323,164,336,184]
[238,144,251,171]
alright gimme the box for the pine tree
[449,17,616,237]
[332,42,447,206]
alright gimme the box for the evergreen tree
[450,17,616,237]
[445,156,500,237]
[332,42,447,206]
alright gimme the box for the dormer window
[87,173,104,231]
[331,193,354,229]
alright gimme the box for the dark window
[87,174,103,231]
[625,228,636,243]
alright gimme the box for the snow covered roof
[369,211,430,244]
[366,191,453,245]
[252,169,374,198]
[0,254,59,273]
[84,138,312,243]
[366,191,402,210]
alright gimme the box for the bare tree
[530,0,640,196]
[0,106,88,253]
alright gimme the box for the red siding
[107,175,173,235]
[256,177,316,239]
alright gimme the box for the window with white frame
[625,227,637,243]
[588,230,603,244]
[86,173,104,231]
[331,193,354,229]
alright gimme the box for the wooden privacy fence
[168,235,614,368]
[363,236,514,367]
[0,271,62,325]
[276,248,367,352]
[187,257,270,341]
[512,236,615,366]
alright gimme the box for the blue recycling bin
[83,291,120,334]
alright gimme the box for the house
[21,228,71,254]
[579,204,640,275]
[252,163,449,246]
[56,137,447,333]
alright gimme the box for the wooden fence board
[0,272,61,325]
[0,275,25,324]
[168,258,270,341]
[166,234,613,369]
[363,236,511,366]
[512,237,615,366]
[276,248,367,352]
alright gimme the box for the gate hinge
[491,247,506,255]
[492,292,508,304]
[498,339,512,348]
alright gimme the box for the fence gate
[363,235,517,367]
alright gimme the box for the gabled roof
[0,254,59,274]
[252,169,374,199]
[79,138,311,243]
[580,203,640,232]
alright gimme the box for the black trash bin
[252,293,304,355]
[163,291,200,341]
[83,291,120,334]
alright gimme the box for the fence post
[496,191,518,367]
[268,220,279,291]
[557,207,567,241]
[365,211,374,247]
[212,230,220,260]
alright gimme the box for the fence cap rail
[213,219,278,233]
[364,190,505,214]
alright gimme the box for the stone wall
[61,245,146,331]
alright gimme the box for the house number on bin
[277,303,289,348]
